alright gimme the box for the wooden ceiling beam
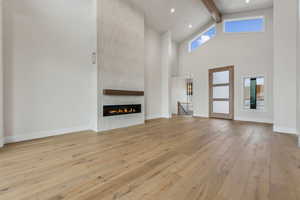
[201,0,222,23]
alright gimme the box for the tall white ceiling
[126,0,273,42]
[216,0,273,14]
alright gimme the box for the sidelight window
[243,76,265,111]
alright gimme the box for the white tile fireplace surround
[98,94,145,131]
[97,0,145,132]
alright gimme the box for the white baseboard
[89,121,98,132]
[146,114,162,120]
[273,126,298,135]
[234,117,273,124]
[193,114,209,118]
[4,125,93,144]
[192,114,273,124]
[0,137,3,148]
[161,114,172,119]
[97,121,145,132]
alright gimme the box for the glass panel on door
[213,86,229,99]
[213,71,229,84]
[213,101,229,114]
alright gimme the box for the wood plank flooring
[0,117,300,200]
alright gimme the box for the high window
[189,25,216,52]
[224,16,264,33]
[243,76,265,111]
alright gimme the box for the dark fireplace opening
[103,104,142,117]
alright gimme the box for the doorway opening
[172,77,194,117]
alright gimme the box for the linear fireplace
[103,104,142,117]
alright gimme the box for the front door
[209,66,234,119]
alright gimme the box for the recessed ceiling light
[170,8,175,13]
[246,0,250,3]
[188,24,193,29]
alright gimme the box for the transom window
[224,16,264,33]
[243,76,265,111]
[189,25,216,52]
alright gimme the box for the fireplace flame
[109,108,136,114]
[104,104,141,117]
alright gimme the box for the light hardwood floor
[0,117,300,200]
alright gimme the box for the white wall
[170,41,184,116]
[274,0,298,134]
[161,31,172,118]
[171,42,179,77]
[0,0,3,147]
[144,26,162,120]
[297,0,300,140]
[3,0,98,143]
[178,8,273,123]
[144,27,180,120]
[171,77,187,114]
[97,0,145,131]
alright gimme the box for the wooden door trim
[209,65,234,120]
[209,65,234,73]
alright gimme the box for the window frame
[188,24,216,53]
[241,75,267,113]
[223,16,265,34]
